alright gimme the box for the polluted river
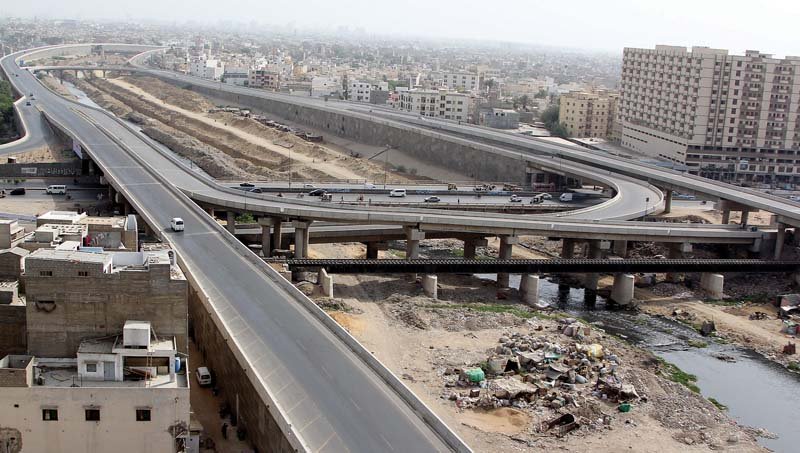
[476,273,800,452]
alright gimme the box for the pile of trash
[441,319,642,436]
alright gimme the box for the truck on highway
[559,193,574,202]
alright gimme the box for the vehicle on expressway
[170,217,185,232]
[308,188,327,196]
[46,184,67,195]
[239,182,255,188]
[247,188,263,194]
[530,194,545,204]
[510,194,523,203]
[9,188,25,196]
[559,193,574,202]
[424,196,441,203]
[389,188,407,197]
[303,183,316,189]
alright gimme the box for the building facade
[248,69,280,90]
[481,108,520,129]
[559,90,619,139]
[619,45,800,183]
[24,249,188,357]
[443,72,480,92]
[347,80,371,102]
[397,89,472,122]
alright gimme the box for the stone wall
[0,162,82,178]
[188,286,293,452]
[24,265,188,357]
[175,80,528,184]
[0,305,26,357]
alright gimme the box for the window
[42,409,58,421]
[39,271,53,277]
[85,363,97,373]
[78,271,89,277]
[136,409,151,422]
[85,409,100,421]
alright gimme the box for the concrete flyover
[124,48,800,230]
[0,43,785,452]
[4,45,470,452]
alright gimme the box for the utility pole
[383,144,390,189]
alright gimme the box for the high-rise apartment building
[559,90,619,139]
[619,45,800,183]
[442,72,480,92]
[397,89,473,122]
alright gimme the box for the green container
[618,403,632,413]
[465,368,485,383]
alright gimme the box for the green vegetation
[788,362,800,372]
[0,79,18,144]
[452,248,465,258]
[708,397,728,411]
[534,89,548,99]
[687,339,708,348]
[387,80,408,91]
[539,105,569,138]
[657,357,700,392]
[235,213,255,224]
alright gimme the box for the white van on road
[170,217,185,232]
[46,185,67,195]
[389,189,407,198]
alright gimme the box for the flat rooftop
[77,335,177,355]
[27,249,110,264]
[37,211,85,223]
[35,364,188,389]
[79,216,126,228]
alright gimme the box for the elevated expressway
[0,44,782,452]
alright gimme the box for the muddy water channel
[477,273,800,452]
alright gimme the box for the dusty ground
[71,74,415,184]
[300,242,765,453]
[658,206,774,226]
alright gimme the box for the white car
[170,217,185,232]
[389,189,407,197]
[509,195,523,203]
[303,183,316,189]
[540,193,553,200]
[195,367,212,387]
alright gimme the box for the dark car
[9,188,25,195]
[239,182,255,188]
[308,189,327,196]
[424,196,441,203]
[247,188,263,193]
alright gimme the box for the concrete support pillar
[365,241,388,259]
[258,218,275,257]
[775,223,787,260]
[741,209,751,227]
[123,200,131,216]
[666,242,692,282]
[611,274,635,306]
[293,220,312,258]
[108,185,116,204]
[663,189,673,214]
[318,268,333,297]
[700,273,724,300]
[497,235,519,288]
[613,240,628,258]
[721,209,731,225]
[561,238,576,259]
[422,275,438,299]
[584,240,604,295]
[520,274,540,306]
[463,238,488,260]
[271,219,284,251]
[226,211,236,234]
[404,227,425,260]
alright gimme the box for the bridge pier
[700,273,724,299]
[271,219,284,251]
[258,217,277,257]
[123,200,132,216]
[583,240,607,297]
[775,223,786,260]
[610,274,635,305]
[741,209,751,227]
[404,227,425,260]
[365,241,388,259]
[226,211,236,234]
[561,238,576,259]
[497,235,519,288]
[463,238,488,260]
[422,275,438,299]
[664,189,673,214]
[519,274,540,306]
[318,268,334,297]
[665,242,692,282]
[612,240,628,258]
[293,220,312,258]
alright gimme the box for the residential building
[347,80,371,102]
[481,108,520,129]
[619,45,800,183]
[24,249,188,357]
[311,76,340,97]
[0,219,26,249]
[559,90,619,139]
[443,72,480,91]
[188,56,224,80]
[35,211,137,250]
[249,69,280,90]
[397,89,472,122]
[222,66,250,86]
[0,322,190,452]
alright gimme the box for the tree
[539,105,569,138]
[519,94,529,110]
[534,89,547,99]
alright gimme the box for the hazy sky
[6,0,800,56]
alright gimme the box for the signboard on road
[72,139,83,159]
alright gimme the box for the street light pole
[383,144,390,189]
